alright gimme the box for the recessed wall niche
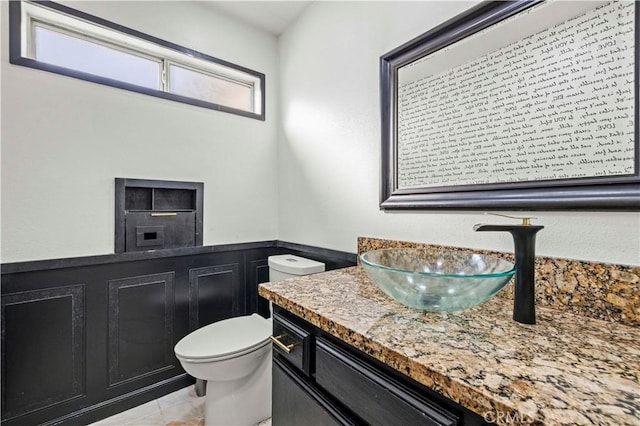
[115,178,203,253]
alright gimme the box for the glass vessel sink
[360,248,516,312]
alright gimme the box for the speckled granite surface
[259,267,640,425]
[358,237,640,328]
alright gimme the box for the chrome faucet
[473,213,543,325]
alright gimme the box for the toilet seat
[175,314,272,362]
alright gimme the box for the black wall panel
[189,264,240,330]
[1,285,85,422]
[0,241,356,425]
[108,272,175,386]
[248,259,270,318]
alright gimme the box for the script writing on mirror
[396,1,635,189]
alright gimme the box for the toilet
[174,254,325,425]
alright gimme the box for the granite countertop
[259,267,640,426]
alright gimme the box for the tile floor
[89,385,272,426]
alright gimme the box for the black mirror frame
[380,0,640,210]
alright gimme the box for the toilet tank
[268,255,325,282]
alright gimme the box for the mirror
[380,0,639,210]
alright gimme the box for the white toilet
[174,254,325,426]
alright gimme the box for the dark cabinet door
[315,338,458,426]
[273,356,355,426]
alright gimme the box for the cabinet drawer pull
[270,334,296,353]
[150,212,177,217]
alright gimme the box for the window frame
[9,0,266,121]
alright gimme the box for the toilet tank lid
[174,314,271,359]
[268,255,325,275]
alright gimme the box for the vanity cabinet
[271,307,487,426]
[273,357,354,426]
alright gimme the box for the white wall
[1,1,280,262]
[278,1,640,266]
[2,1,639,266]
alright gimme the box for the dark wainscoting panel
[1,285,85,422]
[189,263,241,331]
[0,241,356,425]
[248,258,270,318]
[108,272,175,387]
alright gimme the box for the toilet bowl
[175,314,272,425]
[174,254,325,426]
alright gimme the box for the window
[9,1,265,120]
[33,25,162,90]
[168,63,254,112]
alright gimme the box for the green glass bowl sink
[360,248,516,312]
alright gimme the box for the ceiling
[202,1,312,35]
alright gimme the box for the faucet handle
[484,212,538,226]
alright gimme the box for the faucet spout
[473,224,521,232]
[474,222,544,324]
